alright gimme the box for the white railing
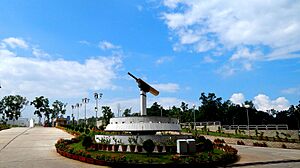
[181,121,221,127]
[222,124,288,130]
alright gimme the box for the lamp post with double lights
[94,93,103,124]
[193,104,196,130]
[76,103,82,125]
[244,104,250,136]
[82,98,89,125]
[71,105,75,126]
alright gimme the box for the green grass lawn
[184,129,299,143]
[57,127,238,165]
[70,140,225,164]
[70,141,174,164]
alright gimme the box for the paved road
[1,128,299,168]
[0,127,104,168]
[230,145,300,168]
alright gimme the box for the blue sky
[0,0,299,119]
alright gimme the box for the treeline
[126,93,300,130]
[1,93,299,130]
[0,95,66,126]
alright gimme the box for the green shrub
[143,139,155,154]
[253,142,267,147]
[214,138,225,144]
[0,124,11,131]
[82,136,93,149]
[128,136,138,145]
[203,139,213,151]
[195,136,206,144]
[237,140,245,145]
[96,154,106,160]
[84,128,90,134]
[79,127,84,133]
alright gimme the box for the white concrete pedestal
[29,118,34,128]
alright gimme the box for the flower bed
[55,136,238,167]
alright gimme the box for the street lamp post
[82,98,89,126]
[193,104,196,130]
[94,93,98,122]
[71,105,75,126]
[244,104,250,136]
[94,93,103,123]
[76,103,82,125]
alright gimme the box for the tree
[295,101,300,130]
[199,92,223,121]
[147,102,162,116]
[51,100,67,126]
[102,106,114,126]
[168,106,181,119]
[0,95,28,121]
[180,102,189,122]
[123,108,132,117]
[0,100,4,120]
[31,96,51,125]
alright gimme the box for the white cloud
[243,62,252,71]
[0,49,16,57]
[282,86,300,95]
[32,47,50,58]
[161,0,300,69]
[253,94,289,112]
[216,65,236,77]
[230,93,245,105]
[230,47,262,61]
[179,30,201,44]
[99,41,120,50]
[0,52,122,100]
[78,40,91,45]
[0,42,6,49]
[195,40,216,52]
[3,37,29,49]
[156,56,173,64]
[203,56,215,63]
[137,5,143,11]
[229,93,290,112]
[163,0,181,9]
[152,83,180,93]
[103,98,139,117]
[217,48,258,76]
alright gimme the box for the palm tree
[102,106,114,126]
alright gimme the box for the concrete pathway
[1,127,299,168]
[0,127,104,168]
[230,145,300,168]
